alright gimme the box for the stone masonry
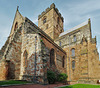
[0,3,100,84]
[0,5,66,84]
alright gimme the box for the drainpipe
[68,35,71,81]
[33,36,37,83]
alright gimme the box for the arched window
[72,60,75,69]
[62,56,65,68]
[14,22,18,31]
[43,18,46,24]
[59,41,61,46]
[23,50,28,72]
[71,48,75,57]
[46,24,48,29]
[56,25,58,30]
[73,35,76,42]
[50,48,55,66]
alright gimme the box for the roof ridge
[59,19,89,37]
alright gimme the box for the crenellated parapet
[91,36,97,44]
[38,3,64,22]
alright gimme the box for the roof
[59,20,89,37]
[25,17,66,54]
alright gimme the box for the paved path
[0,83,67,88]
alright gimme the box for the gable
[10,7,25,36]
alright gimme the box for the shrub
[57,73,68,82]
[47,70,56,84]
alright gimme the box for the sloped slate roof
[25,17,66,54]
[59,20,88,37]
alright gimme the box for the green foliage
[47,70,56,84]
[40,39,43,42]
[60,84,100,88]
[57,73,68,82]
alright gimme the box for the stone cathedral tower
[38,3,64,40]
[0,3,100,84]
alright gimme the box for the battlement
[38,3,64,22]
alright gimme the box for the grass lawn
[0,80,31,85]
[60,84,100,88]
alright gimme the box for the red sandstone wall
[0,59,9,80]
[42,37,66,74]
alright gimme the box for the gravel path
[0,83,67,88]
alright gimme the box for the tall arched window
[50,48,55,66]
[62,56,65,68]
[23,50,28,73]
[14,22,18,31]
[57,17,60,24]
[71,48,75,57]
[72,60,75,69]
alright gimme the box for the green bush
[57,73,68,82]
[47,70,56,84]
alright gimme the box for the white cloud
[94,31,100,36]
[33,19,38,24]
[61,0,100,30]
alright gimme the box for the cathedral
[0,3,100,84]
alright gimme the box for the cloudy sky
[0,0,100,57]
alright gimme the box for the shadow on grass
[60,86,73,88]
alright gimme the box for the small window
[60,29,62,33]
[56,25,58,30]
[73,35,76,42]
[43,18,46,24]
[62,56,65,68]
[57,17,59,24]
[59,41,61,46]
[14,22,18,31]
[72,48,75,56]
[72,60,75,69]
[46,24,48,29]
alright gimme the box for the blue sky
[0,0,100,57]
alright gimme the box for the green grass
[60,84,100,88]
[0,80,31,85]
